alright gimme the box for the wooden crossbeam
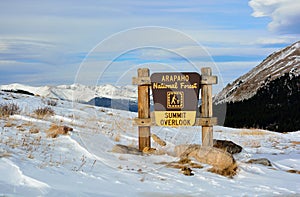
[201,75,218,85]
[195,117,218,126]
[132,76,151,85]
[133,118,152,127]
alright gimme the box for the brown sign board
[151,72,201,127]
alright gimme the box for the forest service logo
[167,91,184,109]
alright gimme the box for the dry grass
[291,141,300,145]
[27,154,34,159]
[214,130,223,133]
[29,127,39,134]
[4,121,16,127]
[0,103,20,117]
[33,107,55,119]
[156,158,203,176]
[142,147,157,154]
[239,129,268,136]
[16,125,26,132]
[242,140,261,148]
[152,134,166,147]
[208,162,238,178]
[114,133,121,142]
[157,162,194,169]
[21,121,34,127]
[0,152,12,158]
[286,169,300,174]
[46,124,73,138]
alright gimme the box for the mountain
[214,41,300,132]
[215,41,299,104]
[0,83,137,103]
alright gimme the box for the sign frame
[132,67,217,151]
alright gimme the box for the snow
[0,90,300,196]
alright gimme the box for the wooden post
[201,67,213,146]
[137,68,151,151]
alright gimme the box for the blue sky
[0,0,299,88]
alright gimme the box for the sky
[0,0,299,88]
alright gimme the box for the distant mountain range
[214,41,300,132]
[0,83,138,112]
[0,83,137,102]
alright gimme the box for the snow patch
[0,158,49,189]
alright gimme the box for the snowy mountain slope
[213,41,300,132]
[214,41,300,104]
[0,91,300,196]
[0,83,137,103]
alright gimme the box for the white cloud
[249,0,300,34]
[205,47,277,57]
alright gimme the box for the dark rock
[2,89,34,96]
[181,167,194,176]
[213,139,243,154]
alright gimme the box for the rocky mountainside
[214,41,300,104]
[214,41,300,132]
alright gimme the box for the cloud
[249,0,300,34]
[0,38,60,63]
[0,38,80,85]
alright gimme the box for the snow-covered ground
[0,90,299,196]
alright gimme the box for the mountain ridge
[214,41,300,104]
[214,41,300,132]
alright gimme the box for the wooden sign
[151,72,201,127]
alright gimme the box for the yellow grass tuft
[208,162,238,178]
[27,154,34,159]
[291,141,300,145]
[29,127,39,134]
[114,133,121,142]
[142,147,157,154]
[4,121,16,127]
[33,107,55,119]
[0,103,20,117]
[152,134,166,147]
[286,169,300,174]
